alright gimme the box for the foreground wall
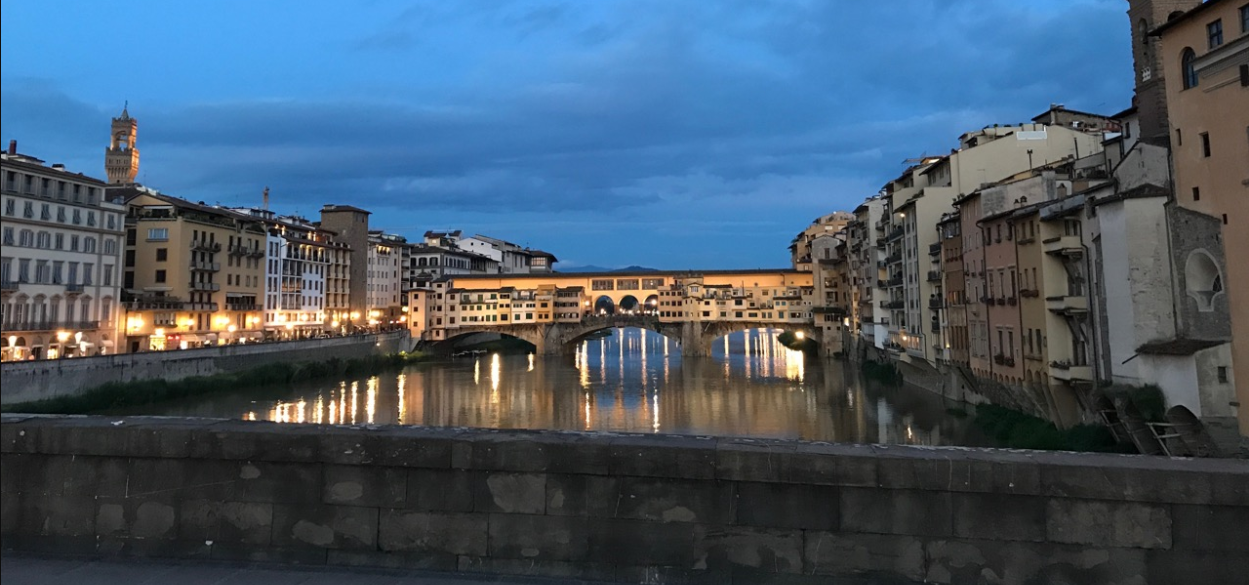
[2,415,1246,584]
[0,331,410,406]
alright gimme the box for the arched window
[1185,250,1223,312]
[1181,48,1198,89]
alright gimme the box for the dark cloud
[0,0,1133,268]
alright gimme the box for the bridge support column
[680,322,712,357]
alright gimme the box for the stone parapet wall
[1,415,1246,584]
[0,331,410,406]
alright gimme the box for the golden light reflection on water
[224,328,973,446]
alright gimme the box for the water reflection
[137,328,980,446]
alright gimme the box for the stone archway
[593,296,615,316]
[618,295,640,314]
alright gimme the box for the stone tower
[105,103,140,184]
[1125,0,1200,144]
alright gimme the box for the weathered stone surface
[271,504,377,550]
[787,442,879,487]
[840,488,953,537]
[20,495,96,537]
[951,493,1045,542]
[459,556,619,582]
[715,439,796,483]
[321,465,406,508]
[545,474,618,517]
[189,424,319,463]
[614,477,734,524]
[735,482,838,530]
[94,498,177,540]
[32,454,129,498]
[487,513,589,561]
[404,469,477,512]
[326,549,458,571]
[803,531,925,582]
[925,539,1147,585]
[371,426,454,469]
[1046,499,1171,549]
[1170,504,1249,551]
[1037,454,1233,504]
[208,543,328,565]
[694,525,804,574]
[1146,548,1249,585]
[466,433,553,472]
[476,472,546,514]
[377,510,487,556]
[178,499,273,545]
[586,518,699,566]
[609,434,717,480]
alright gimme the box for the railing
[64,283,85,294]
[887,277,903,288]
[188,281,221,292]
[190,261,221,272]
[191,240,222,253]
[926,270,942,282]
[226,302,259,311]
[1,280,19,292]
[887,227,904,241]
[1020,289,1040,298]
[928,297,943,309]
[2,320,100,332]
[928,242,942,255]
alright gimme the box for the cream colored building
[1154,0,1249,437]
[1,145,125,360]
[790,211,853,270]
[367,231,404,327]
[119,189,266,350]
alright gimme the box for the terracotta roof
[1149,0,1230,37]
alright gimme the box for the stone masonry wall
[2,415,1246,584]
[0,331,411,406]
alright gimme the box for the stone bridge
[431,315,822,357]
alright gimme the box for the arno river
[133,328,982,446]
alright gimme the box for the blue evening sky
[1,1,1133,269]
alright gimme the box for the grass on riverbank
[972,403,1127,452]
[2,351,430,415]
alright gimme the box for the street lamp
[56,331,70,358]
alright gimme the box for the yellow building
[1154,0,1249,437]
[119,189,266,350]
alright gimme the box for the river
[129,328,982,446]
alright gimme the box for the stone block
[840,488,953,537]
[614,477,734,524]
[545,474,619,518]
[0,454,28,494]
[33,417,132,457]
[1038,455,1220,504]
[543,434,612,475]
[715,439,796,483]
[190,423,319,463]
[694,525,804,574]
[924,538,1147,585]
[1146,548,1249,585]
[951,493,1045,542]
[873,446,1041,495]
[317,428,379,465]
[20,495,96,537]
[208,543,328,565]
[586,518,699,566]
[94,498,177,540]
[178,499,273,546]
[787,442,879,487]
[371,427,454,469]
[36,454,128,498]
[0,419,39,454]
[1045,498,1171,549]
[377,510,488,556]
[803,531,925,582]
[609,434,717,480]
[735,482,838,530]
[271,503,378,550]
[475,472,546,514]
[1170,504,1249,551]
[405,469,477,512]
[463,432,553,472]
[125,459,238,502]
[1,492,20,534]
[487,513,590,561]
[322,465,406,508]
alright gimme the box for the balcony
[184,302,219,312]
[926,270,942,282]
[928,297,944,309]
[1049,362,1094,383]
[1,280,17,292]
[1020,289,1040,298]
[188,281,221,292]
[887,227,904,242]
[929,242,942,255]
[1043,236,1083,257]
[192,240,222,253]
[64,283,86,294]
[226,301,259,311]
[885,252,902,264]
[1046,295,1089,315]
[190,261,221,272]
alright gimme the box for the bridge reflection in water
[189,327,978,446]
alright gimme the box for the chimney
[52,163,65,171]
[7,140,15,155]
[263,187,270,210]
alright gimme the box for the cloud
[0,0,1134,267]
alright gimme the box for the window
[83,263,93,285]
[1207,19,1223,49]
[103,265,113,286]
[19,229,33,247]
[1198,132,1212,157]
[72,209,81,225]
[156,248,168,261]
[3,199,13,215]
[147,228,169,241]
[23,201,33,218]
[1219,366,1229,383]
[1181,48,1198,89]
[84,237,97,253]
[54,234,64,250]
[1,227,11,245]
[103,239,116,255]
[1193,187,1201,202]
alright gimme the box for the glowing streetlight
[794,331,805,340]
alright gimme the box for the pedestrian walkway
[0,555,600,585]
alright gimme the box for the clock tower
[105,103,140,184]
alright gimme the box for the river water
[130,328,981,446]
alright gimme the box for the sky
[0,0,1134,269]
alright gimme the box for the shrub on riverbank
[3,351,429,415]
[973,403,1124,452]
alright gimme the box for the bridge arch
[555,316,683,350]
[643,295,659,315]
[618,295,640,313]
[593,296,615,316]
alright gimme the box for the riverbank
[1,351,431,415]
